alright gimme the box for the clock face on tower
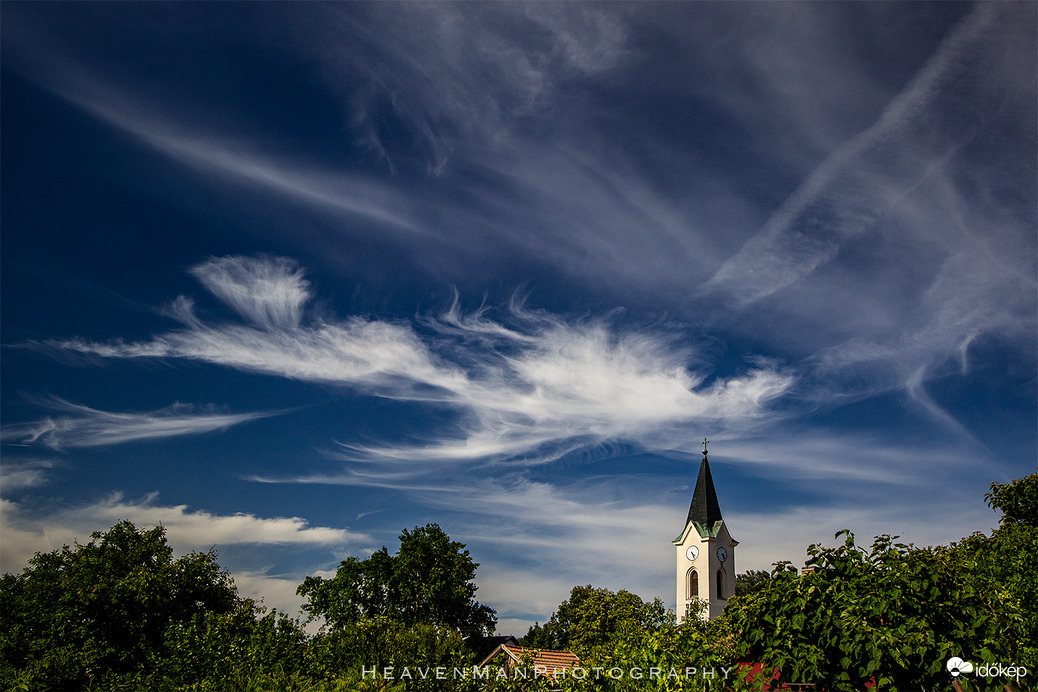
[716,546,728,563]
[685,546,699,561]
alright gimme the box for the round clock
[685,545,699,561]
[716,547,728,563]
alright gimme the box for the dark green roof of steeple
[683,455,724,539]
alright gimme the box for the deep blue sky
[2,2,1035,634]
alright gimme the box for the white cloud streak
[1,397,273,450]
[0,28,422,235]
[39,257,793,465]
[689,2,1036,432]
[190,256,311,331]
[0,459,57,494]
[307,3,628,173]
[701,3,1012,307]
[61,493,360,548]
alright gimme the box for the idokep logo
[946,657,974,678]
[946,655,1029,683]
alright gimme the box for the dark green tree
[957,471,1038,672]
[0,521,240,689]
[151,599,311,690]
[722,471,1038,690]
[520,585,670,655]
[305,617,472,692]
[724,531,1012,690]
[734,569,771,597]
[571,619,735,692]
[986,471,1038,527]
[298,523,496,636]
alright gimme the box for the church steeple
[673,438,737,622]
[685,447,723,539]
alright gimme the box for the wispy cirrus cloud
[692,2,1036,431]
[10,3,1030,423]
[189,256,311,331]
[297,3,629,173]
[35,256,793,465]
[702,3,1029,309]
[3,6,1028,471]
[0,458,57,495]
[1,397,272,451]
[0,20,422,237]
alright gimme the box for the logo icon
[947,657,974,678]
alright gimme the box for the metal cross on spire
[701,437,709,455]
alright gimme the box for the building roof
[467,635,519,663]
[684,454,724,539]
[478,643,580,678]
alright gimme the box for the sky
[1,2,1035,636]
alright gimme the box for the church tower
[673,440,737,622]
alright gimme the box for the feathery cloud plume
[38,256,793,464]
[1,397,273,451]
[190,256,311,331]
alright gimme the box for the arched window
[716,569,725,599]
[687,568,699,600]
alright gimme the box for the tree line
[2,472,1035,691]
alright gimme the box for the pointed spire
[686,444,723,538]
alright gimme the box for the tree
[152,600,311,690]
[986,471,1038,527]
[0,521,240,689]
[306,617,473,692]
[520,585,670,655]
[298,523,496,636]
[959,472,1038,671]
[574,620,732,692]
[720,471,1038,690]
[734,570,771,598]
[724,531,1016,690]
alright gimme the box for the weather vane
[702,437,709,455]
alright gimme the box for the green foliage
[299,524,496,637]
[733,570,771,598]
[724,531,1015,690]
[0,521,239,690]
[514,587,723,692]
[520,585,671,660]
[0,521,484,691]
[567,619,735,692]
[960,470,1038,672]
[720,472,1038,690]
[306,618,473,692]
[955,527,1038,680]
[986,471,1038,527]
[143,600,310,689]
